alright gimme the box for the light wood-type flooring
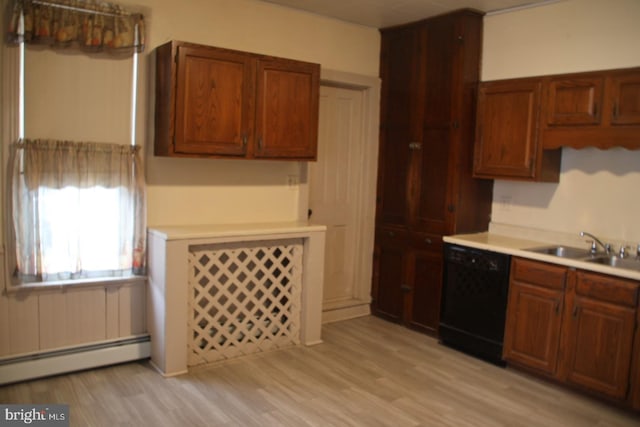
[1,316,639,426]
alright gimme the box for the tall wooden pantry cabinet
[371,10,493,335]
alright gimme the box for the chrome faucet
[580,231,611,254]
[619,245,629,259]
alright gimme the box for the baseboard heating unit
[0,335,150,385]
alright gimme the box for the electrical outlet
[499,195,512,212]
[287,175,299,189]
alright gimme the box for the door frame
[298,69,381,323]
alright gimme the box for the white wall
[483,0,640,243]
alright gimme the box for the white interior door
[309,85,369,316]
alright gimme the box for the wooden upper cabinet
[546,76,604,126]
[542,67,640,150]
[255,58,319,159]
[473,79,561,181]
[174,46,254,156]
[474,67,640,180]
[610,70,640,125]
[377,24,422,228]
[154,40,320,160]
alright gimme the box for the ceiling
[258,0,559,28]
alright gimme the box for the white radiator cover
[147,222,327,377]
[188,239,303,365]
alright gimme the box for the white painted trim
[0,340,150,385]
[486,0,563,16]
[322,303,370,324]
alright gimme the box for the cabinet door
[473,79,542,180]
[407,248,443,334]
[546,76,603,126]
[631,308,640,410]
[610,70,640,125]
[254,58,319,159]
[413,18,454,234]
[503,280,564,376]
[563,296,635,399]
[174,46,254,156]
[371,230,407,322]
[377,25,423,227]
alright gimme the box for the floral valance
[7,0,145,54]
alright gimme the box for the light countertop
[148,221,326,241]
[444,232,640,281]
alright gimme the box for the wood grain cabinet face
[504,258,640,406]
[255,59,319,159]
[473,80,542,180]
[546,76,604,126]
[474,68,640,178]
[503,258,566,376]
[371,229,408,323]
[155,41,319,160]
[610,71,640,125]
[373,10,492,336]
[174,46,254,156]
[562,271,638,400]
[541,67,640,150]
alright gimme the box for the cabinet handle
[258,137,263,150]
[572,305,579,317]
[400,284,412,293]
[425,238,432,245]
[408,142,422,150]
[242,135,248,147]
[555,301,560,314]
[592,103,598,117]
[388,231,395,237]
[612,103,618,118]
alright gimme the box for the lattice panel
[187,239,303,366]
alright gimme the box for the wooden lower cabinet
[504,258,640,407]
[503,281,564,375]
[371,231,406,323]
[561,270,638,400]
[503,258,566,376]
[371,229,442,334]
[407,249,443,333]
[562,295,635,399]
[631,308,640,410]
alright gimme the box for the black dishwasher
[439,243,511,366]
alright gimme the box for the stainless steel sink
[584,256,640,271]
[525,246,592,259]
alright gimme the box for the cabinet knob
[258,137,263,150]
[400,284,412,293]
[242,135,248,147]
[408,142,422,150]
[425,238,432,245]
[388,231,395,237]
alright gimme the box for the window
[9,139,145,284]
[5,0,147,286]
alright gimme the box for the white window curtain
[8,139,146,283]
